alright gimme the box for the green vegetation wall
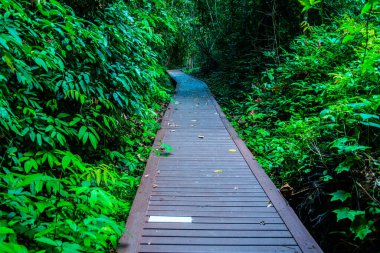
[0,0,191,252]
[187,0,380,252]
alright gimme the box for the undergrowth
[0,0,180,252]
[199,10,380,253]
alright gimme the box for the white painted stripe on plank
[148,216,192,223]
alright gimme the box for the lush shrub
[200,2,380,251]
[0,0,178,252]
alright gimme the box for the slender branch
[362,3,373,64]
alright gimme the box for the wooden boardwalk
[117,70,323,253]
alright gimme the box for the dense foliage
[192,0,380,252]
[2,0,379,252]
[0,0,188,252]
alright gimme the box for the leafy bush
[0,0,179,252]
[200,1,380,251]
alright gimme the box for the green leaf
[356,113,379,121]
[35,202,51,213]
[57,133,66,146]
[47,153,55,168]
[62,156,71,169]
[45,125,54,132]
[333,208,365,222]
[342,35,354,44]
[83,132,89,144]
[61,242,83,253]
[35,237,62,247]
[30,131,36,142]
[6,27,22,45]
[69,117,81,126]
[25,160,36,173]
[0,227,15,235]
[37,134,42,146]
[335,162,351,174]
[354,221,374,240]
[361,121,380,128]
[330,190,351,202]
[78,126,87,139]
[361,2,373,14]
[89,133,98,149]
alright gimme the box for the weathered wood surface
[117,70,323,253]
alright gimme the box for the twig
[356,181,380,206]
[362,3,373,64]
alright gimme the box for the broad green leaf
[83,132,89,144]
[0,227,15,235]
[35,237,62,247]
[45,125,54,132]
[361,2,373,14]
[35,202,51,213]
[361,121,380,128]
[62,156,71,169]
[330,190,351,202]
[89,133,98,149]
[354,221,374,240]
[333,208,365,222]
[355,113,379,121]
[342,35,354,44]
[335,162,351,174]
[37,134,42,146]
[78,126,87,139]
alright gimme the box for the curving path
[117,70,323,253]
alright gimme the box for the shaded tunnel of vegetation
[0,0,379,252]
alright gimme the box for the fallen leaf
[228,149,237,152]
[214,170,223,173]
[280,182,294,197]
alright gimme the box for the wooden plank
[139,245,302,253]
[149,200,270,207]
[149,196,269,202]
[154,179,259,183]
[147,206,276,212]
[142,229,291,237]
[156,172,252,176]
[146,211,280,218]
[144,223,287,230]
[191,217,283,224]
[151,183,260,188]
[152,189,263,193]
[152,185,260,189]
[140,237,297,246]
[150,192,266,197]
